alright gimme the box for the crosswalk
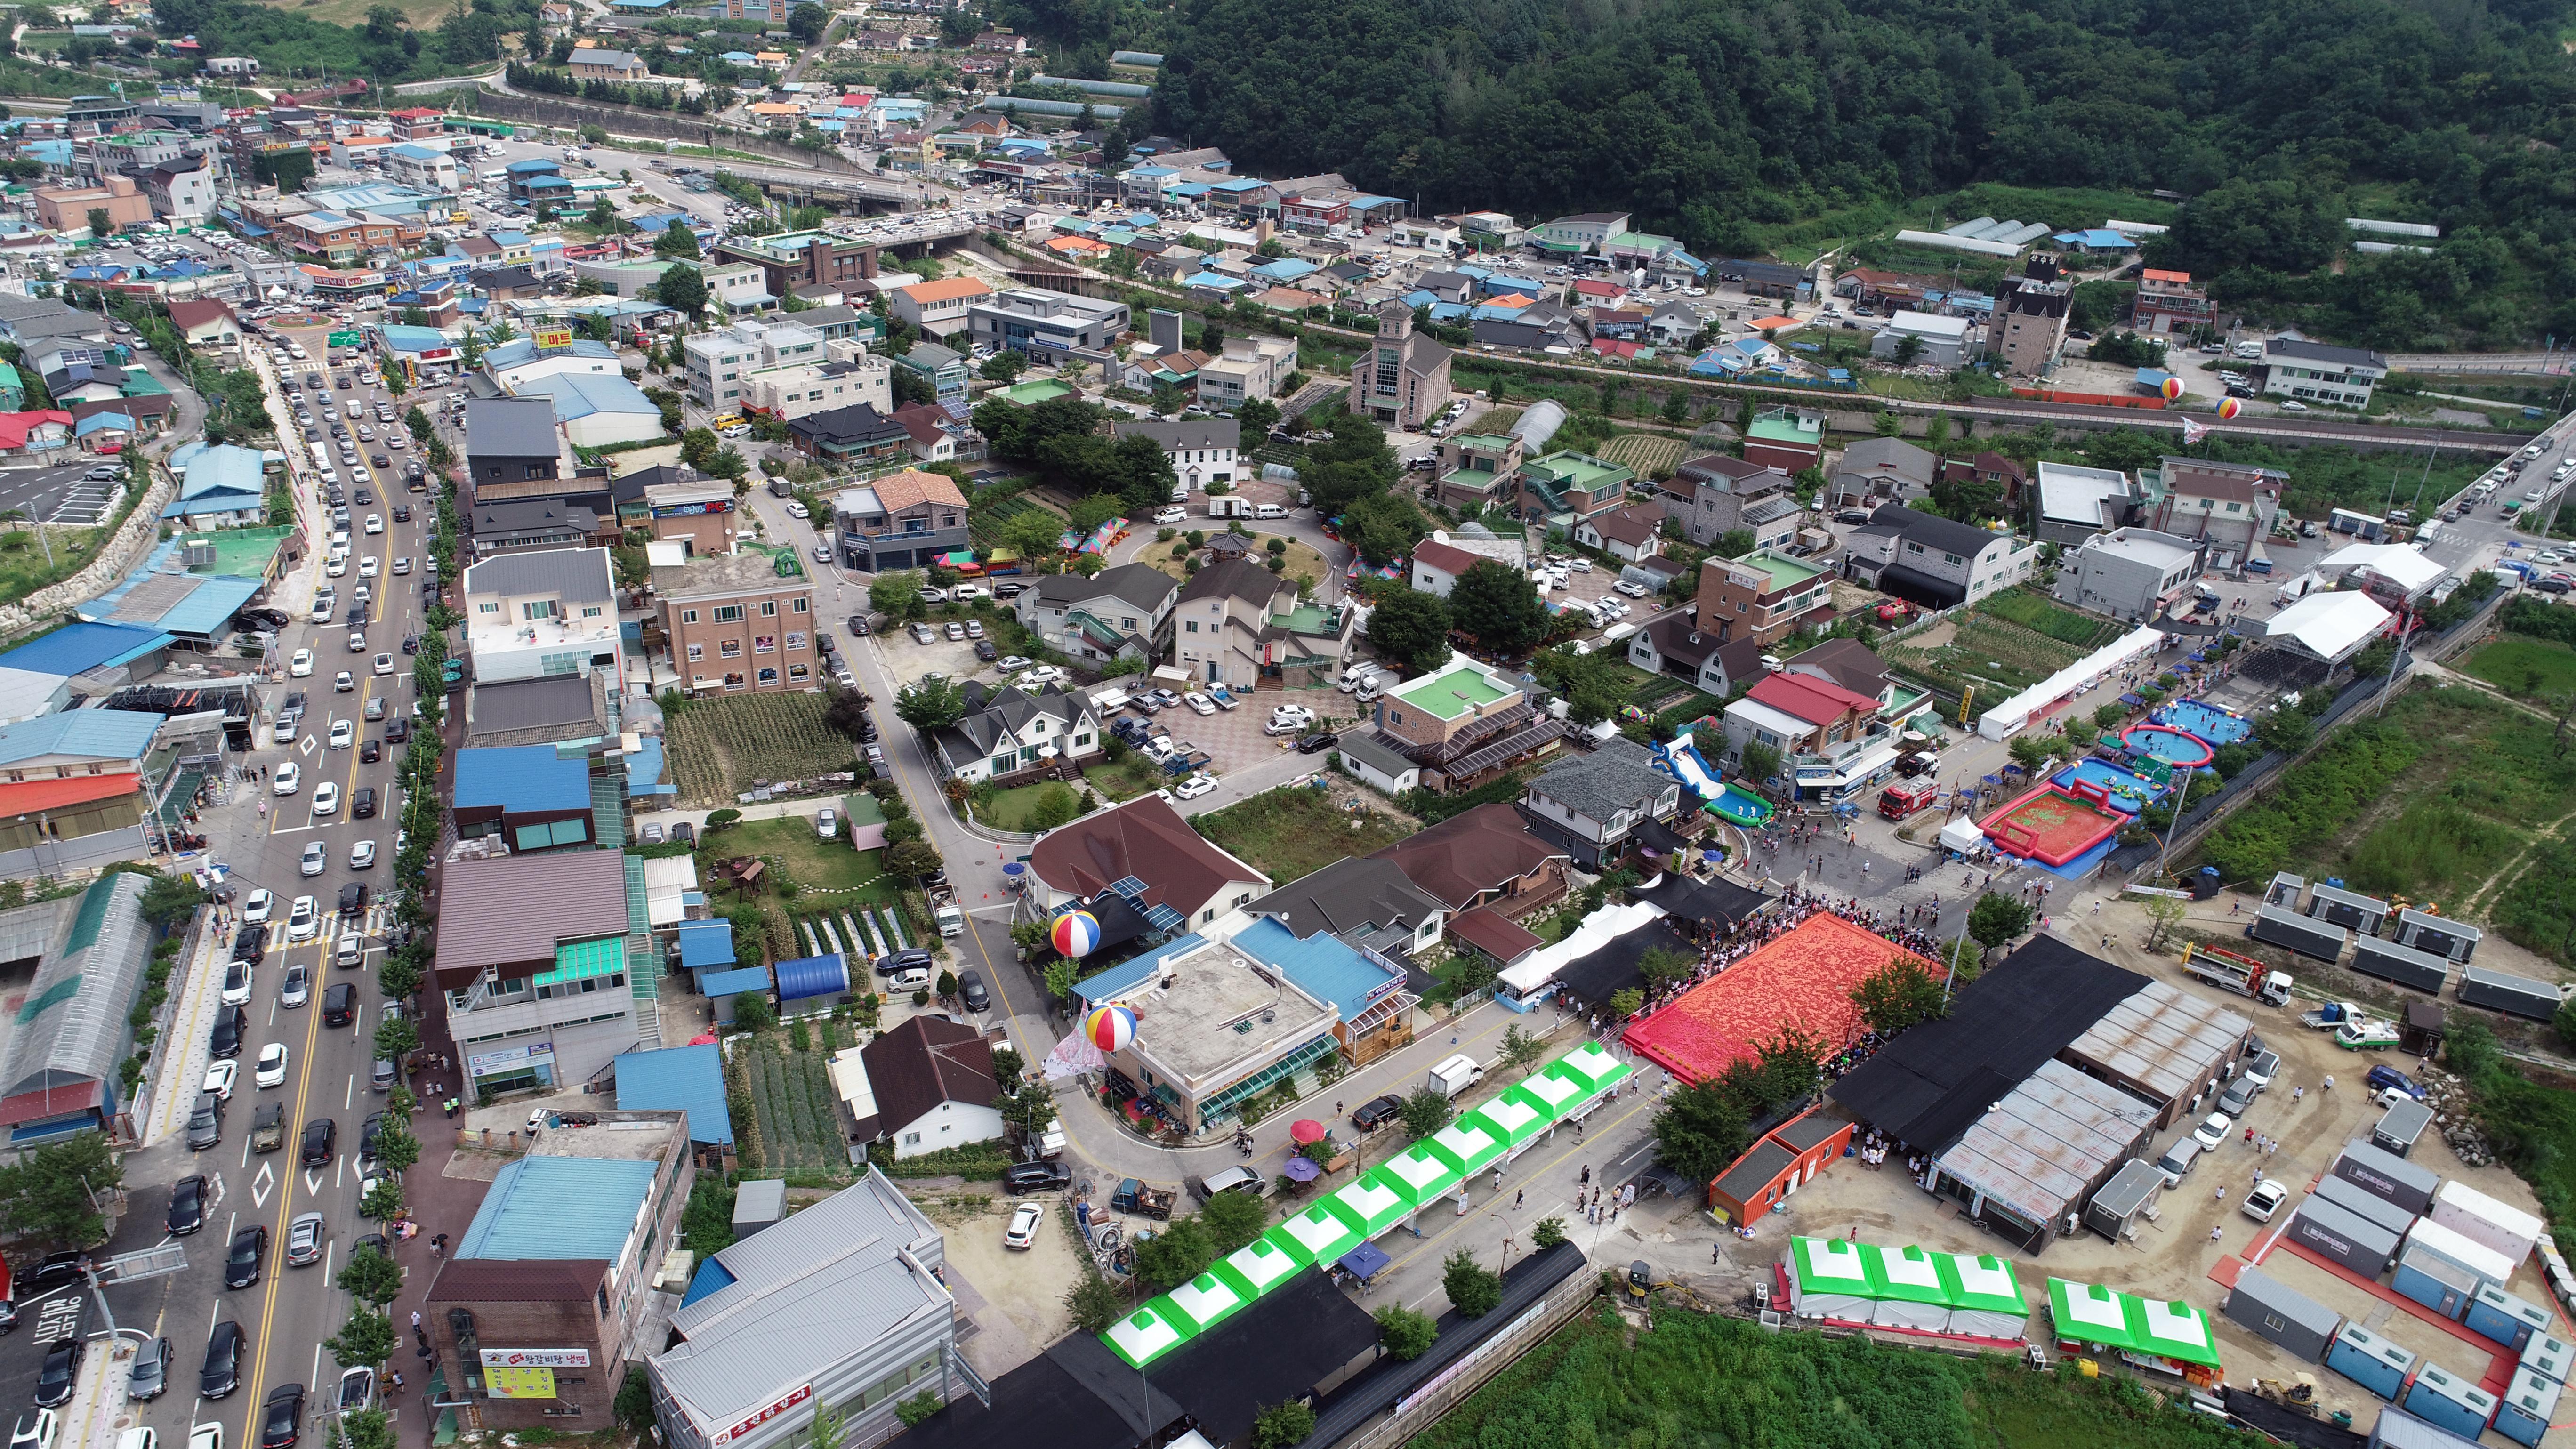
[261,902,395,950]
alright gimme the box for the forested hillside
[1133,0,2576,348]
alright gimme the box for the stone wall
[0,467,175,644]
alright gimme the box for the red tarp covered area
[1626,912,1918,1085]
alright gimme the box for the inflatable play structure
[2119,724,2215,769]
[1651,728,1776,826]
[1980,779,2130,868]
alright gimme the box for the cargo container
[2458,965,2568,1022]
[2265,871,2307,910]
[2350,936,2452,996]
[2370,1403,2475,1449]
[2252,902,2349,963]
[2309,882,2391,934]
[2393,907,2481,964]
[2522,1330,2574,1386]
[2393,1241,2484,1319]
[2430,1178,2544,1265]
[2465,1284,2553,1353]
[2401,1362,2498,1441]
[2290,1196,2405,1278]
[2407,1216,2518,1288]
[2373,1098,2434,1158]
[2314,1173,2418,1238]
[2333,1139,2441,1216]
[2328,1322,2416,1401]
[2222,1266,2341,1363]
[2493,1366,2560,1449]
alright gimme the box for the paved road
[38,326,439,1449]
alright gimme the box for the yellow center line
[237,940,331,1444]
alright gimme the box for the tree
[1445,559,1548,654]
[655,262,710,318]
[362,1177,406,1220]
[337,1245,404,1308]
[1652,1079,1751,1189]
[1891,334,1925,367]
[2140,894,2187,953]
[339,1408,397,1449]
[1134,1214,1218,1291]
[1638,945,1694,991]
[2255,707,2314,755]
[1200,1188,1266,1254]
[374,1014,419,1064]
[788,0,828,40]
[1002,506,1069,564]
[1064,1267,1125,1334]
[1608,986,1644,1019]
[979,349,1028,382]
[1530,1216,1568,1248]
[2093,702,2128,731]
[372,1114,421,1175]
[139,869,207,930]
[1967,892,2034,950]
[1237,397,1280,435]
[1364,587,1451,673]
[326,1307,396,1370]
[1497,1023,1546,1075]
[1441,1248,1502,1318]
[1375,1304,1438,1360]
[680,427,722,470]
[1849,957,1947,1035]
[1253,1402,1316,1449]
[2555,992,2576,1052]
[85,208,112,241]
[732,992,776,1033]
[654,221,701,259]
[1398,1085,1454,1139]
[0,1130,118,1244]
[896,677,969,733]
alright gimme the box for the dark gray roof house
[1244,856,1448,961]
[929,682,1103,782]
[1524,737,1683,868]
[1827,436,1937,508]
[1471,318,1557,352]
[1111,417,1240,454]
[472,499,602,554]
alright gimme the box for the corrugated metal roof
[457,1156,658,1260]
[675,920,735,969]
[435,851,630,981]
[454,744,591,813]
[0,874,150,1104]
[615,1045,732,1144]
[0,708,159,766]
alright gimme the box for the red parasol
[1289,1119,1328,1144]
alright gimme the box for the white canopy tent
[1497,900,1669,998]
[1975,624,2165,741]
[2318,542,2447,599]
[2265,590,2392,664]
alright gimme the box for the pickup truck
[2337,1020,2402,1052]
[251,1102,286,1153]
[1111,1178,1176,1219]
[929,885,963,939]
[2302,1001,2368,1030]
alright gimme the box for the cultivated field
[666,692,857,807]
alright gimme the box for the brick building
[653,548,819,694]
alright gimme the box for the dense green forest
[1107,0,2576,350]
[145,0,544,83]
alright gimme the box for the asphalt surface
[5,325,436,1449]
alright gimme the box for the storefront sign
[712,1384,813,1444]
[482,1348,592,1368]
[468,1040,555,1076]
[533,324,574,351]
[486,1367,557,1400]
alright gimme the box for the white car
[335,671,354,692]
[2279,400,2309,411]
[2242,1179,2289,1223]
[300,841,328,877]
[392,557,411,575]
[351,840,377,869]
[358,555,378,578]
[202,1060,237,1101]
[365,514,383,534]
[242,889,274,926]
[221,958,253,1007]
[255,1042,290,1087]
[329,719,355,749]
[889,965,933,992]
[816,808,838,838]
[998,655,1033,674]
[951,584,990,601]
[289,648,314,677]
[2190,1112,2233,1151]
[1614,580,1650,597]
[1184,692,1216,716]
[1175,774,1218,801]
[273,719,298,747]
[274,762,303,796]
[783,499,809,519]
[286,895,319,942]
[1153,505,1186,524]
[312,782,341,816]
[1004,1202,1043,1251]
[374,653,394,676]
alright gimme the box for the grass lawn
[971,780,1084,831]
[1084,756,1169,801]
[1192,783,1414,882]
[708,815,888,897]
[2461,635,2576,700]
[1976,586,2126,650]
[1142,532,1333,593]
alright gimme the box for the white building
[682,319,826,410]
[384,144,459,195]
[1198,333,1299,409]
[1111,417,1237,491]
[740,354,892,422]
[460,547,625,694]
[483,336,622,391]
[1869,311,1974,368]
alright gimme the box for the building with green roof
[0,871,152,1143]
[1517,450,1634,526]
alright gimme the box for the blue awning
[697,965,771,997]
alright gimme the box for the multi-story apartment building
[461,547,625,694]
[435,848,645,1095]
[1694,549,1835,646]
[681,319,826,410]
[1196,333,1297,409]
[2132,269,2211,335]
[140,155,218,222]
[831,467,969,571]
[965,288,1130,356]
[713,229,879,299]
[385,145,459,195]
[1172,557,1356,690]
[1662,454,1800,551]
[739,354,891,422]
[654,548,818,694]
[1988,259,2072,378]
[885,276,992,338]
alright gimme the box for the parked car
[1004,1160,1071,1193]
[1350,1094,1404,1132]
[1003,1202,1044,1251]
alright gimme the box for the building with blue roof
[459,1154,662,1260]
[0,621,168,679]
[2053,228,2135,252]
[614,1045,733,1147]
[510,371,665,448]
[1229,915,1412,1058]
[0,709,161,770]
[1252,258,1321,282]
[77,535,265,644]
[675,918,737,973]
[160,443,267,528]
[453,744,597,851]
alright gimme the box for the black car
[261,1383,306,1449]
[351,788,378,819]
[671,821,696,846]
[167,1174,208,1235]
[19,1250,85,1296]
[354,487,374,505]
[209,1004,247,1058]
[847,614,870,636]
[959,969,990,1012]
[1294,731,1338,754]
[392,506,411,523]
[359,740,381,764]
[1350,1093,1405,1133]
[385,716,411,743]
[201,1320,244,1397]
[974,639,998,662]
[323,983,356,1025]
[400,634,419,656]
[35,1338,80,1407]
[876,947,933,980]
[340,883,368,915]
[224,1225,267,1289]
[233,931,266,965]
[359,1111,388,1164]
[300,1117,336,1166]
[1004,1160,1071,1194]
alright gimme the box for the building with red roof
[1719,667,1909,803]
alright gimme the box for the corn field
[1882,615,2089,701]
[666,692,856,807]
[739,1037,849,1179]
[1597,433,1685,476]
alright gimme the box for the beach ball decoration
[1052,909,1103,958]
[2161,375,2186,402]
[1084,1004,1138,1053]
[2215,396,2243,420]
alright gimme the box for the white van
[1254,503,1286,519]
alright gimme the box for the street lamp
[2,507,54,568]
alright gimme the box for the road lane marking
[236,934,329,1449]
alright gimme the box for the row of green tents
[1783,1234,2219,1370]
[1103,1041,1637,1369]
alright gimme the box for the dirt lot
[931,1191,1086,1379]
